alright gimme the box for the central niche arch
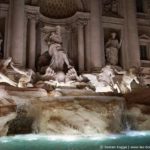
[35,10,90,72]
[26,0,90,71]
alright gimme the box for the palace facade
[0,0,150,72]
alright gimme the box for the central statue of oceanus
[37,26,72,74]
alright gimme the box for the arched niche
[35,11,90,69]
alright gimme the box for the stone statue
[37,25,72,73]
[115,67,140,93]
[48,26,72,71]
[0,73,17,87]
[10,62,34,88]
[0,57,12,73]
[41,66,82,88]
[48,43,72,71]
[83,65,120,93]
[65,68,80,82]
[97,65,120,92]
[47,26,62,45]
[105,32,122,66]
[0,57,17,87]
[38,66,56,81]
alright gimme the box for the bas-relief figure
[103,0,119,16]
[105,32,122,66]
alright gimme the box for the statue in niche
[37,25,72,74]
[47,26,72,70]
[103,0,119,16]
[105,32,122,66]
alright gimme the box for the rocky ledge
[30,96,126,135]
[0,85,150,136]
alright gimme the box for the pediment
[139,34,150,40]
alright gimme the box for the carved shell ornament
[39,0,78,19]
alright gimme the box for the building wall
[0,0,150,71]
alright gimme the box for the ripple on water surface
[0,131,150,150]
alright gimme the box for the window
[140,45,148,60]
[139,34,150,67]
[136,0,144,13]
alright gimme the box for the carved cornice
[0,3,8,10]
[0,3,9,17]
[102,16,124,25]
[39,11,90,25]
[69,18,88,29]
[137,18,150,27]
[77,18,88,26]
[139,34,150,43]
[25,5,90,30]
[25,5,40,20]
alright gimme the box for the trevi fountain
[0,0,150,150]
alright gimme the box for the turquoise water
[0,132,150,150]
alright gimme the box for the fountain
[0,25,150,150]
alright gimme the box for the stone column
[125,0,140,67]
[85,21,91,72]
[77,22,85,73]
[28,17,36,70]
[10,0,25,67]
[90,0,104,71]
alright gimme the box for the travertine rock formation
[127,104,150,130]
[0,86,150,136]
[31,97,126,135]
